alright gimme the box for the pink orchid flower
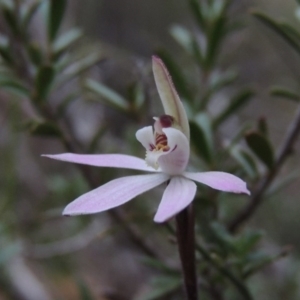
[44,56,250,223]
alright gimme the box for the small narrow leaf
[21,0,42,30]
[266,170,300,196]
[252,11,300,55]
[257,117,268,136]
[188,0,206,29]
[52,28,83,57]
[213,89,254,128]
[0,78,30,97]
[230,146,258,179]
[26,42,43,66]
[26,121,62,137]
[243,248,291,278]
[0,34,14,64]
[48,0,67,41]
[205,14,226,69]
[170,25,193,54]
[245,131,275,169]
[138,275,181,300]
[190,113,214,164]
[2,5,19,35]
[34,65,55,102]
[270,86,300,102]
[77,280,95,300]
[86,79,128,111]
[232,230,264,256]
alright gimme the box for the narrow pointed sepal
[184,171,250,195]
[152,56,190,140]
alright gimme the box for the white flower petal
[135,126,155,150]
[63,173,170,216]
[157,127,190,175]
[184,171,250,195]
[154,176,197,223]
[42,153,156,172]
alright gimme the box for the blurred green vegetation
[0,0,300,299]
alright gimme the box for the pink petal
[157,127,190,175]
[184,171,250,195]
[63,173,170,216]
[42,153,156,172]
[154,176,197,223]
[152,56,190,140]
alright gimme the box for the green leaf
[252,11,300,55]
[209,69,238,92]
[48,0,67,41]
[52,28,83,58]
[226,123,252,149]
[213,89,254,128]
[205,13,226,69]
[86,79,128,111]
[77,280,95,300]
[266,170,300,197]
[0,78,29,97]
[21,0,42,30]
[230,146,258,179]
[26,120,62,137]
[191,37,204,67]
[57,53,102,87]
[137,275,181,300]
[142,257,177,274]
[34,65,55,102]
[56,93,78,118]
[127,82,145,111]
[170,25,193,54]
[2,5,19,35]
[280,21,300,42]
[242,248,290,278]
[257,117,268,136]
[26,42,43,66]
[188,0,206,29]
[245,131,275,169]
[200,69,238,109]
[210,222,234,252]
[0,35,13,64]
[270,86,300,102]
[190,113,214,164]
[232,230,264,256]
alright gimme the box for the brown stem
[175,205,198,300]
[228,105,300,233]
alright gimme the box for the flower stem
[175,205,198,300]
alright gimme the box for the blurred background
[1,0,300,299]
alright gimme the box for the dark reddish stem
[175,205,198,300]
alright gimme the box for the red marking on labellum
[155,133,169,152]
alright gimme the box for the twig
[166,219,252,300]
[228,105,300,232]
[175,205,198,300]
[195,243,253,300]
